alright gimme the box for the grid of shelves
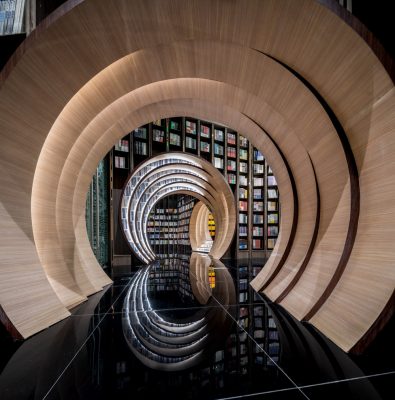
[107,116,280,266]
[132,125,149,167]
[177,195,196,254]
[252,148,265,251]
[169,117,183,151]
[185,118,198,154]
[147,197,179,259]
[238,134,249,252]
[267,165,279,250]
[234,262,281,371]
[114,137,130,170]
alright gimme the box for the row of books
[201,125,210,138]
[134,141,147,155]
[253,227,264,236]
[201,141,210,152]
[239,188,248,199]
[240,162,248,173]
[253,164,264,174]
[239,135,249,148]
[114,155,127,168]
[227,147,237,158]
[214,157,224,169]
[186,136,197,149]
[214,143,224,155]
[152,128,165,143]
[114,139,129,152]
[170,133,181,146]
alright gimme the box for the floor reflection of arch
[122,254,236,371]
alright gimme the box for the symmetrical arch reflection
[122,254,236,371]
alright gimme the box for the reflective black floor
[0,254,394,399]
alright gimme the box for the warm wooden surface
[0,0,394,352]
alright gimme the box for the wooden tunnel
[0,0,394,353]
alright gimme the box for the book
[214,129,224,141]
[239,201,248,212]
[239,135,248,148]
[115,139,129,152]
[134,141,147,155]
[239,149,248,160]
[228,174,236,184]
[239,188,248,199]
[239,213,248,224]
[254,149,264,161]
[153,128,165,142]
[268,213,278,224]
[186,120,197,134]
[227,146,236,158]
[268,175,277,186]
[253,163,264,174]
[170,133,181,146]
[200,141,210,152]
[186,136,196,149]
[253,202,264,211]
[254,177,264,186]
[239,162,248,173]
[134,127,147,139]
[214,157,224,169]
[227,132,236,145]
[170,120,180,130]
[239,175,248,186]
[214,143,224,155]
[227,160,236,171]
[200,124,211,138]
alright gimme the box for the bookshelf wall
[146,195,197,260]
[107,116,280,266]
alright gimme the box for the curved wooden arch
[0,0,393,354]
[119,154,236,263]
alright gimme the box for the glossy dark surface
[0,255,394,399]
